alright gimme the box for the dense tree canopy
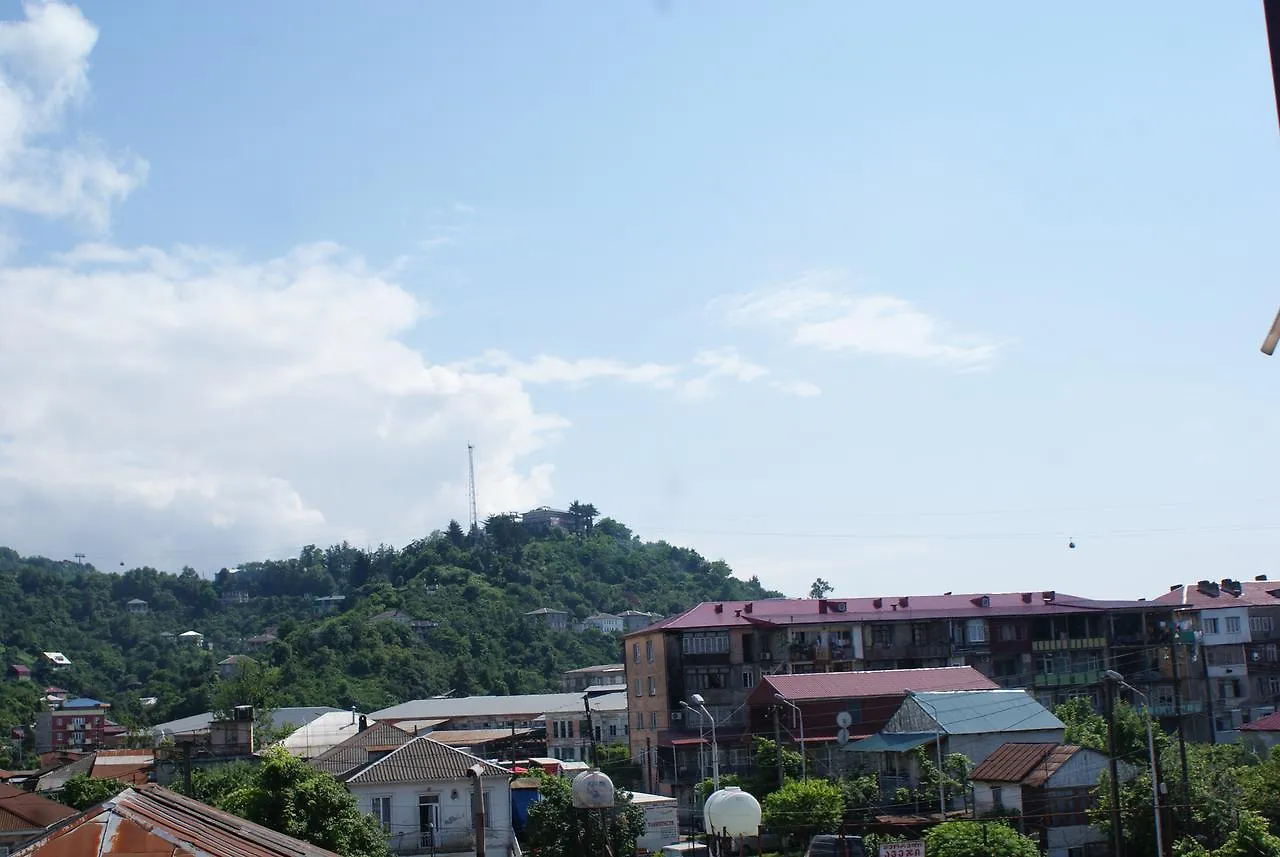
[923,820,1041,857]
[0,512,778,748]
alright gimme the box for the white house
[345,736,514,857]
[546,690,629,762]
[971,742,1130,857]
[581,613,624,635]
[177,630,204,647]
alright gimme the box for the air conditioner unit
[670,711,683,723]
[832,602,848,613]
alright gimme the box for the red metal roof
[969,743,1085,786]
[629,591,1155,635]
[755,666,999,704]
[0,784,75,830]
[1241,710,1280,732]
[12,785,340,857]
[1154,581,1280,609]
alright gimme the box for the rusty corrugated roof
[12,785,341,857]
[969,742,1084,786]
[0,784,76,829]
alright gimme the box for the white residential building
[546,691,629,762]
[581,613,624,635]
[345,736,513,857]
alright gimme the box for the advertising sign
[878,842,925,857]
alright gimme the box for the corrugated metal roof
[12,785,341,857]
[346,737,511,785]
[428,728,534,747]
[278,712,374,759]
[0,784,76,828]
[152,706,344,738]
[309,721,413,778]
[372,691,608,721]
[630,591,1156,636]
[1154,581,1280,608]
[761,666,998,702]
[34,755,93,793]
[970,743,1088,786]
[904,690,1065,735]
[845,732,936,753]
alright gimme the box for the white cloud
[475,347,819,400]
[0,242,567,567]
[0,1,147,229]
[717,274,1001,371]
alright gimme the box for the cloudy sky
[1,1,1278,600]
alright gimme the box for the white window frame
[1226,616,1241,634]
[371,795,392,831]
[648,676,657,696]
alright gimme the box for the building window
[990,786,1003,810]
[648,677,656,696]
[1218,679,1242,699]
[635,678,642,697]
[371,795,392,831]
[637,712,644,730]
[1262,676,1280,696]
[871,627,893,649]
[966,620,988,644]
[609,723,618,737]
[1250,616,1274,634]
[742,670,753,689]
[685,668,730,690]
[646,640,654,663]
[1226,617,1241,634]
[633,643,640,664]
[682,632,730,655]
[1204,618,1220,634]
[997,623,1024,642]
[650,711,658,728]
[911,624,929,646]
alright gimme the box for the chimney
[872,598,883,609]
[1021,593,1033,604]
[1169,584,1183,592]
[1257,575,1269,582]
[1197,580,1219,596]
[899,597,909,608]
[1220,579,1233,593]
[744,602,753,613]
[359,715,368,731]
[1042,591,1056,603]
[714,604,724,614]
[818,600,828,614]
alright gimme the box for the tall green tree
[524,772,644,857]
[808,578,833,599]
[923,820,1040,857]
[215,746,389,857]
[761,778,844,848]
[1055,695,1167,761]
[59,774,126,810]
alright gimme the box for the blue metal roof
[845,732,936,753]
[906,690,1064,735]
[62,697,107,709]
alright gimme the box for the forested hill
[0,513,779,735]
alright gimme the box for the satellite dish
[836,728,850,747]
[836,711,853,729]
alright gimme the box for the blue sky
[1,1,1278,600]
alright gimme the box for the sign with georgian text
[878,842,925,857]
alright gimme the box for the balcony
[995,675,1031,689]
[865,643,949,661]
[1034,672,1101,688]
[387,828,484,856]
[1150,701,1205,717]
[1032,637,1107,652]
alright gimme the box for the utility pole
[73,552,85,566]
[772,706,784,789]
[468,764,486,857]
[1104,681,1124,857]
[1167,614,1191,827]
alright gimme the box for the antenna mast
[467,443,479,532]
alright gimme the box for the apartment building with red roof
[624,590,1165,804]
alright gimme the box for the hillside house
[38,652,70,672]
[126,598,149,614]
[245,629,278,650]
[35,699,113,753]
[619,610,661,633]
[525,607,569,631]
[7,664,30,681]
[344,736,514,857]
[561,663,626,692]
[971,742,1126,857]
[218,655,255,680]
[313,594,347,615]
[581,613,624,635]
[177,630,204,647]
[521,506,579,534]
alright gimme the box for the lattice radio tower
[467,443,479,532]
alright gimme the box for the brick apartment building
[1153,577,1280,743]
[624,590,1165,802]
[34,699,111,753]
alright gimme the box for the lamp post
[773,694,807,782]
[681,694,719,790]
[1104,670,1164,857]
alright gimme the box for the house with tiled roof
[0,783,76,852]
[343,736,513,857]
[1240,708,1280,754]
[12,785,340,857]
[309,720,413,779]
[7,664,30,681]
[971,742,1129,857]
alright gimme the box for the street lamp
[773,694,807,782]
[1104,669,1163,857]
[681,694,719,790]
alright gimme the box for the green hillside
[0,511,778,740]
